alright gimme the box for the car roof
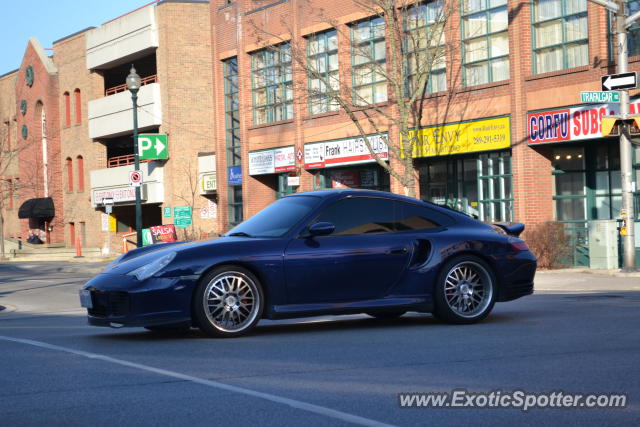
[286,189,471,220]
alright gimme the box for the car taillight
[509,241,529,251]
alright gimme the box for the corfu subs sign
[248,146,296,176]
[527,100,640,145]
[304,133,388,169]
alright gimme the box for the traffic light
[601,115,640,139]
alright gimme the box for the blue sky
[1,0,153,75]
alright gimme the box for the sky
[0,0,154,75]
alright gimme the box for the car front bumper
[82,273,197,328]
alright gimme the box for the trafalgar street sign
[580,91,620,103]
[601,72,637,91]
[138,134,168,160]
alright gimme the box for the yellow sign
[405,116,511,158]
[109,215,116,232]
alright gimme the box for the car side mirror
[307,222,335,237]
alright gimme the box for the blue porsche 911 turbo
[80,189,536,337]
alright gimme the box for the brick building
[1,0,639,266]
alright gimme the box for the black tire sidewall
[433,255,496,324]
[193,265,264,338]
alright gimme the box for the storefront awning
[18,197,55,219]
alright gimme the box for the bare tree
[172,159,207,241]
[0,123,28,257]
[248,0,458,198]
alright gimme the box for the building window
[251,44,293,125]
[63,92,71,126]
[405,1,446,94]
[74,89,81,124]
[224,57,244,227]
[276,173,297,199]
[532,0,588,74]
[224,58,241,167]
[419,151,513,222]
[352,16,387,105]
[65,157,73,192]
[76,155,84,191]
[478,151,513,222]
[461,0,509,86]
[623,1,640,56]
[228,185,243,226]
[307,29,339,114]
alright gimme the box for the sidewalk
[0,261,110,275]
[535,269,640,293]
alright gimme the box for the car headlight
[127,251,177,281]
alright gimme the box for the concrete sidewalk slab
[535,269,640,293]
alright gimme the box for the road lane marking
[0,335,394,427]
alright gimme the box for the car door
[283,196,415,304]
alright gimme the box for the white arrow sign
[601,72,637,91]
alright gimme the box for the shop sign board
[93,186,146,205]
[248,146,295,175]
[227,166,242,185]
[304,133,388,169]
[527,99,640,145]
[149,225,178,243]
[407,117,511,158]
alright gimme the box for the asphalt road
[0,262,638,426]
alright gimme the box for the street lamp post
[126,66,143,248]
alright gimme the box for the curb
[537,268,640,278]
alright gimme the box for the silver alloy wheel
[203,271,260,333]
[443,261,493,318]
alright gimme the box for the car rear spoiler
[494,222,525,237]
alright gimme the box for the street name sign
[580,91,620,103]
[601,72,637,91]
[139,134,168,160]
[173,206,192,228]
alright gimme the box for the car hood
[103,236,275,276]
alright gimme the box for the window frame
[306,29,340,115]
[531,0,589,74]
[460,0,510,86]
[350,16,388,106]
[250,44,293,125]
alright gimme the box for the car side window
[313,197,396,235]
[394,201,453,231]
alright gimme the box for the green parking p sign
[138,134,168,160]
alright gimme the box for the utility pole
[590,0,637,270]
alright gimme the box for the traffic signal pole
[590,0,636,270]
[614,1,637,270]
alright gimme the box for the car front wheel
[194,266,264,338]
[433,256,496,324]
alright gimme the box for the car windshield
[226,195,322,237]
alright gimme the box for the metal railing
[107,154,151,168]
[105,74,158,96]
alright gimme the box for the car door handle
[387,246,408,255]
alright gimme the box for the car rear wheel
[433,256,496,324]
[194,266,264,338]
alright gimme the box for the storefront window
[419,152,512,222]
[228,186,243,226]
[552,146,586,221]
[312,166,390,192]
[276,173,297,199]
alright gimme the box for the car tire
[366,310,406,319]
[193,265,264,338]
[433,255,496,324]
